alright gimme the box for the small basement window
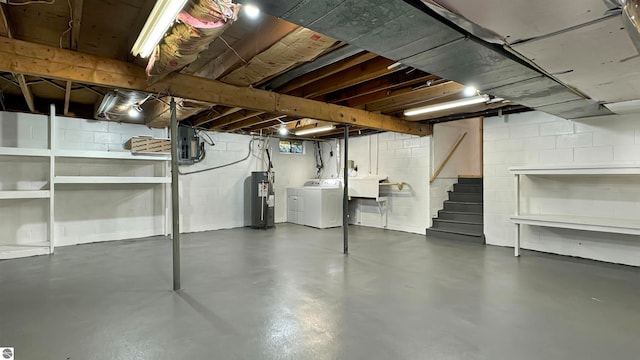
[279,140,304,154]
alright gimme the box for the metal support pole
[170,97,181,290]
[343,125,349,254]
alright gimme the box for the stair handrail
[430,132,467,184]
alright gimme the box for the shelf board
[0,190,50,200]
[0,245,50,260]
[0,147,50,157]
[54,176,171,184]
[511,214,640,235]
[510,164,640,175]
[55,150,170,161]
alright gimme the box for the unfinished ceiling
[2,0,637,139]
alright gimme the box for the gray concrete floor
[1,224,640,359]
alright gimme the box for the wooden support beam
[16,74,35,113]
[64,81,72,115]
[70,0,84,51]
[0,37,431,136]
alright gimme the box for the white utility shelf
[0,190,51,200]
[55,176,171,184]
[511,215,640,236]
[55,149,170,161]
[510,164,640,257]
[0,245,51,260]
[0,147,51,157]
[509,164,640,175]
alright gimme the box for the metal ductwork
[95,90,150,123]
[237,0,612,119]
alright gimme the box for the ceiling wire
[218,36,248,65]
[58,0,72,49]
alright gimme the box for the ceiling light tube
[131,0,189,58]
[404,95,489,117]
[295,125,336,136]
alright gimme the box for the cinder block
[613,145,640,161]
[403,138,422,148]
[574,146,614,163]
[410,147,427,158]
[80,120,109,132]
[539,120,573,136]
[593,131,635,147]
[64,130,95,143]
[484,127,510,141]
[539,149,573,163]
[395,149,411,158]
[509,124,540,139]
[524,136,556,150]
[95,132,123,145]
[556,133,593,148]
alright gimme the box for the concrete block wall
[484,111,640,266]
[345,132,430,234]
[178,134,319,233]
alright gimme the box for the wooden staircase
[426,177,484,244]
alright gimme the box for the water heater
[246,171,275,229]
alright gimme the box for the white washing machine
[287,179,343,228]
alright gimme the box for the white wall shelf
[0,107,171,260]
[510,164,640,257]
[0,190,51,200]
[55,149,170,161]
[0,147,51,157]
[511,215,640,236]
[509,164,640,175]
[0,245,51,260]
[55,176,170,184]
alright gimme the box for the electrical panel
[178,125,204,165]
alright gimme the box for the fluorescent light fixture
[243,4,261,19]
[131,0,189,58]
[464,86,478,97]
[295,125,335,136]
[404,95,489,117]
[278,125,289,136]
[387,62,403,70]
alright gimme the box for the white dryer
[287,179,343,228]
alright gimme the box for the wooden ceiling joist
[0,38,430,136]
[223,113,284,131]
[323,73,439,105]
[64,81,72,115]
[206,110,265,130]
[277,52,377,93]
[16,74,35,113]
[288,56,398,99]
[70,0,84,51]
[365,82,465,113]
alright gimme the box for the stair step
[432,219,483,233]
[448,191,483,202]
[443,201,483,214]
[453,183,483,193]
[457,177,483,185]
[437,211,483,222]
[426,228,485,244]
